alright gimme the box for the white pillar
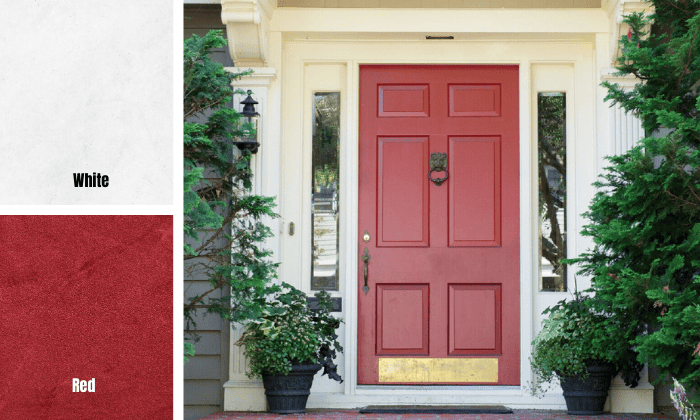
[223,67,278,411]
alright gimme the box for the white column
[223,67,278,411]
[601,70,646,158]
[609,102,644,156]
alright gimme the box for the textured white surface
[0,0,173,205]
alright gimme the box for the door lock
[362,230,370,243]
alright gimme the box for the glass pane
[311,92,340,291]
[538,92,567,292]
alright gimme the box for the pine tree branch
[185,275,229,311]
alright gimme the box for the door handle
[361,247,371,295]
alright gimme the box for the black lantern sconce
[233,90,260,154]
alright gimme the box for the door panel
[449,84,502,117]
[358,65,520,385]
[378,85,430,117]
[449,136,501,246]
[377,137,430,246]
[376,284,430,355]
[449,284,502,355]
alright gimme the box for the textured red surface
[0,216,173,419]
[201,409,673,420]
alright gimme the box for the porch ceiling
[278,0,601,9]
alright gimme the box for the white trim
[275,37,596,409]
[345,59,360,396]
[605,0,654,66]
[308,389,567,409]
[518,60,535,390]
[219,3,655,412]
[271,8,608,34]
[221,0,277,67]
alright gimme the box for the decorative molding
[226,67,277,86]
[224,379,263,388]
[221,0,277,67]
[601,67,639,86]
[605,0,653,67]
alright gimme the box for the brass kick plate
[378,358,498,383]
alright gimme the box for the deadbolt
[362,230,370,243]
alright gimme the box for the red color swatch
[0,216,173,419]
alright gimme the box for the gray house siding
[184,4,234,420]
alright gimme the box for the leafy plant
[183,30,279,352]
[570,0,700,398]
[236,283,344,382]
[184,342,195,365]
[529,292,635,395]
[671,377,699,420]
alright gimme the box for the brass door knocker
[428,152,448,186]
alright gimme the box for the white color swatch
[0,0,173,205]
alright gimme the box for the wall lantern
[233,90,260,154]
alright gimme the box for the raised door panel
[448,136,501,247]
[376,284,429,355]
[449,284,502,355]
[449,84,501,117]
[377,137,430,247]
[378,84,430,117]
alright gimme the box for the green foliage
[183,31,279,351]
[184,342,195,365]
[312,93,340,190]
[236,283,344,381]
[529,293,635,395]
[570,0,700,399]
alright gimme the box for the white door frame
[277,34,598,408]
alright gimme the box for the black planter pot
[261,364,322,414]
[559,362,617,415]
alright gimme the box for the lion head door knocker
[428,152,448,186]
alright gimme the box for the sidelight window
[538,92,567,292]
[311,92,341,291]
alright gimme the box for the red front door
[358,65,520,385]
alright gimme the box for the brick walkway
[201,409,673,420]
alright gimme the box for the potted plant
[530,293,640,414]
[236,283,343,414]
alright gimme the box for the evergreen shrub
[571,0,700,398]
